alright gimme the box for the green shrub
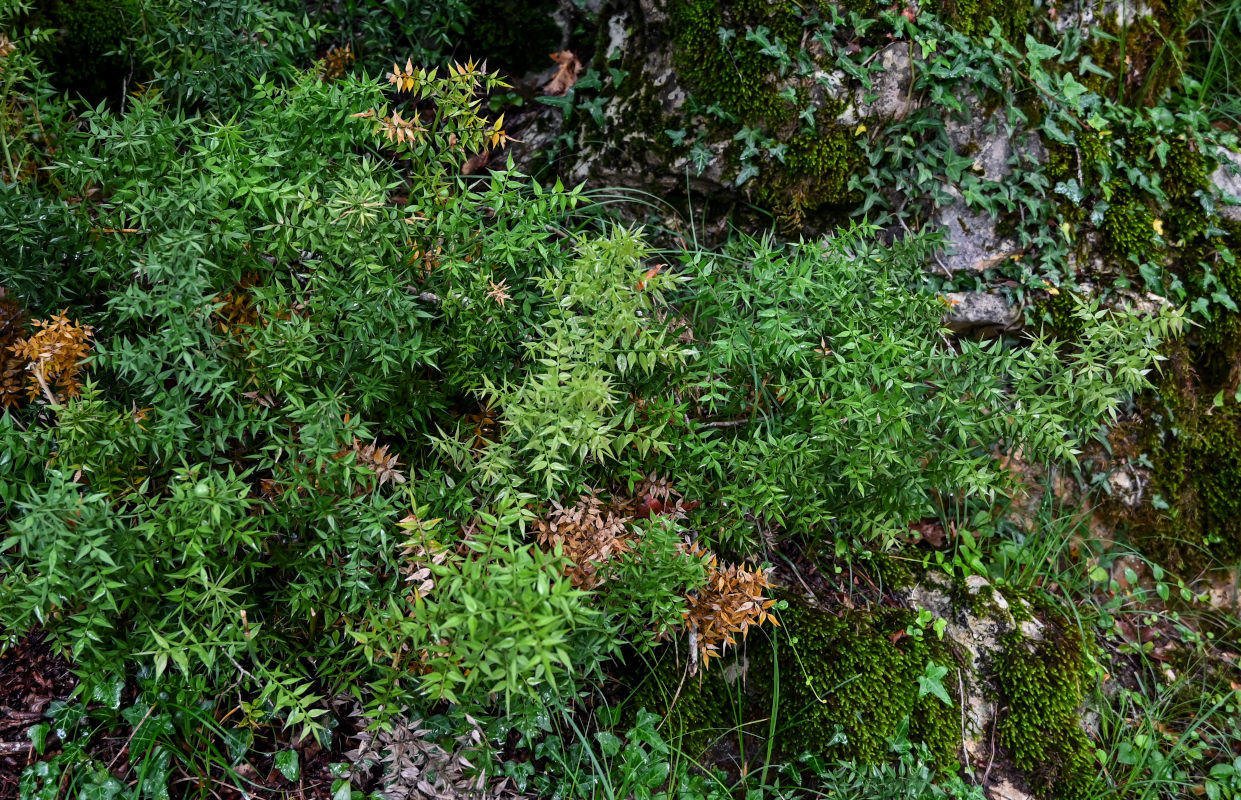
[0,49,1178,757]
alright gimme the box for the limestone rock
[903,573,1042,766]
[944,291,1022,334]
[1211,147,1241,222]
[932,114,1043,273]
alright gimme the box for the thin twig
[981,705,1003,788]
[31,366,57,406]
[699,418,747,429]
[107,702,156,771]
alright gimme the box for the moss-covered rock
[993,620,1096,800]
[667,0,802,124]
[541,0,902,233]
[626,577,1098,796]
[629,597,961,768]
[937,0,1033,40]
[1139,393,1241,569]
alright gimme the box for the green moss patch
[993,614,1096,800]
[629,598,961,770]
[668,0,802,124]
[936,0,1032,40]
[664,0,869,220]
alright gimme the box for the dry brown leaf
[461,149,491,175]
[542,51,582,96]
[338,438,408,487]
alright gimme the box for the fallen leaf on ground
[462,150,490,175]
[543,51,582,95]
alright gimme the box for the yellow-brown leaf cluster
[213,274,261,337]
[682,543,777,668]
[534,494,632,589]
[318,43,354,81]
[6,308,93,405]
[0,293,28,409]
[534,479,777,672]
[379,110,425,146]
[360,58,513,158]
[398,529,447,604]
[388,58,419,93]
[0,33,14,67]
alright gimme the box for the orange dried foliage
[542,51,582,96]
[682,543,776,668]
[407,243,441,278]
[8,311,93,405]
[379,110,426,146]
[0,293,29,409]
[533,478,775,672]
[387,58,419,93]
[213,274,262,337]
[534,494,632,589]
[318,43,355,81]
[466,405,500,451]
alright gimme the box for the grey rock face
[902,574,1043,776]
[1211,147,1241,222]
[937,188,1021,274]
[944,291,1022,333]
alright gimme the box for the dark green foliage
[791,730,987,800]
[664,0,872,219]
[460,0,562,76]
[773,603,962,766]
[2,3,1230,798]
[316,0,471,74]
[21,0,142,104]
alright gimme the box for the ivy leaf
[1024,36,1061,62]
[27,722,49,755]
[595,731,623,757]
[1043,116,1075,145]
[1054,179,1084,205]
[735,163,760,187]
[1078,55,1113,78]
[1059,74,1089,108]
[275,749,300,782]
[917,661,952,706]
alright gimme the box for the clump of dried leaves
[533,477,776,673]
[345,711,526,800]
[534,493,631,589]
[318,43,355,81]
[0,292,28,409]
[213,274,262,337]
[682,543,777,669]
[341,438,409,488]
[4,303,93,406]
